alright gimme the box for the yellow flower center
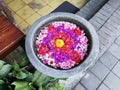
[55,39,64,48]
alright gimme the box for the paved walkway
[74,0,120,90]
[5,0,87,34]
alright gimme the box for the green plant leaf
[17,51,29,67]
[43,76,53,85]
[12,81,34,90]
[16,71,27,79]
[55,83,65,90]
[13,61,20,71]
[17,51,26,58]
[0,60,6,70]
[49,78,59,82]
[35,74,48,87]
[19,57,29,67]
[39,86,45,90]
[0,79,11,90]
[0,79,5,85]
[0,84,11,90]
[46,82,54,89]
[32,70,41,83]
[25,73,33,82]
[0,64,12,78]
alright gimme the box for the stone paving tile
[74,83,86,90]
[91,16,105,25]
[104,11,120,32]
[80,5,91,13]
[8,0,26,12]
[112,61,120,78]
[98,27,111,40]
[85,2,94,10]
[115,35,120,46]
[109,15,120,25]
[75,1,120,90]
[76,0,108,20]
[80,72,101,90]
[100,51,118,70]
[99,42,105,50]
[116,8,120,15]
[79,8,90,17]
[94,12,108,22]
[89,19,102,30]
[101,3,115,15]
[88,1,102,10]
[100,26,114,36]
[99,9,112,18]
[97,83,110,90]
[16,6,35,20]
[106,19,120,33]
[103,24,120,40]
[104,22,117,32]
[76,11,88,19]
[92,0,101,4]
[88,0,97,6]
[108,0,120,9]
[113,9,120,18]
[104,72,120,90]
[98,34,108,47]
[98,35,108,47]
[108,43,120,59]
[90,61,110,81]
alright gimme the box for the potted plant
[0,59,65,90]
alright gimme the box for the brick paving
[5,0,87,34]
[76,0,108,20]
[74,0,120,90]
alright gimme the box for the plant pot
[25,12,99,78]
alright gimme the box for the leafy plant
[0,60,65,90]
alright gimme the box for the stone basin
[25,12,99,78]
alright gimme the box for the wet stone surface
[28,1,43,11]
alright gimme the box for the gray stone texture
[108,15,120,26]
[94,12,108,22]
[92,16,105,25]
[72,0,120,89]
[81,72,101,90]
[98,34,107,46]
[74,83,86,90]
[108,0,120,9]
[101,4,115,15]
[26,12,99,78]
[115,35,120,46]
[100,51,118,70]
[98,29,110,42]
[104,72,120,90]
[112,61,120,78]
[90,61,110,81]
[99,26,114,38]
[116,8,120,15]
[98,9,111,18]
[108,43,120,59]
[76,0,109,20]
[104,22,117,32]
[97,84,110,90]
[89,19,102,30]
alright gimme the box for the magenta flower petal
[36,21,88,69]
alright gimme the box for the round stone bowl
[25,12,99,78]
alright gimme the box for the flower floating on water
[36,21,88,69]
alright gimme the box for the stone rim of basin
[25,12,99,78]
